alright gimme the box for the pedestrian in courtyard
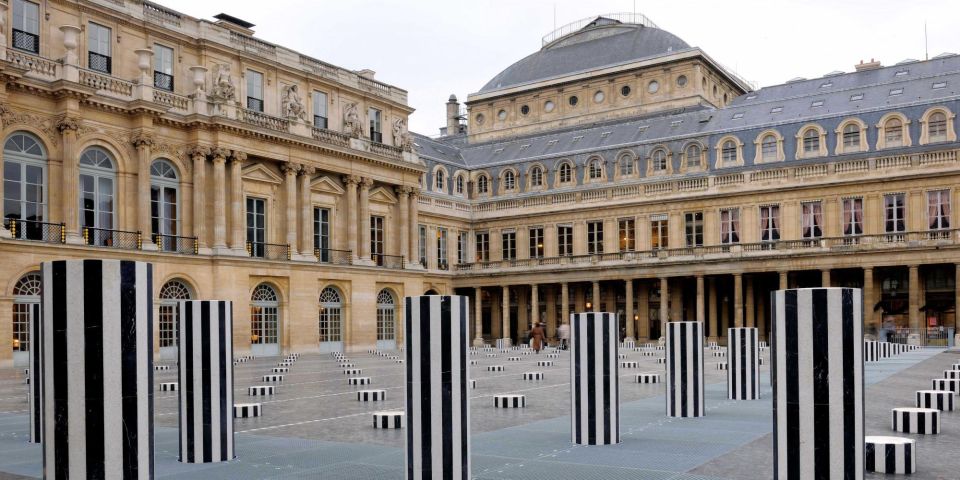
[530,322,545,353]
[558,322,570,350]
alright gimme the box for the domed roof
[479,16,691,94]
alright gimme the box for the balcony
[83,227,141,250]
[153,233,198,255]
[7,219,64,243]
[374,253,405,269]
[315,248,352,265]
[247,241,290,260]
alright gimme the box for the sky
[158,0,960,136]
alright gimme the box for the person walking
[530,322,545,354]
[558,322,570,350]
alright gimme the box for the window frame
[245,196,267,257]
[618,218,635,252]
[312,90,329,129]
[883,193,906,234]
[684,211,703,247]
[12,0,40,54]
[153,44,175,92]
[719,208,740,245]
[586,221,604,255]
[557,225,573,256]
[800,201,823,239]
[528,226,544,258]
[759,205,781,242]
[475,231,489,262]
[501,230,516,261]
[368,107,383,143]
[246,69,264,112]
[650,214,668,250]
[87,22,112,74]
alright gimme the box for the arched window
[251,283,279,351]
[435,169,445,191]
[842,123,861,152]
[802,128,820,155]
[158,279,191,351]
[318,286,343,345]
[884,118,904,147]
[761,134,778,162]
[685,144,702,168]
[455,174,464,195]
[503,170,515,191]
[558,162,573,183]
[530,166,543,187]
[476,175,488,194]
[928,112,948,142]
[376,289,396,344]
[721,140,738,163]
[150,159,180,251]
[618,155,633,175]
[651,149,668,171]
[588,159,603,179]
[3,133,47,240]
[79,147,116,246]
[11,272,41,364]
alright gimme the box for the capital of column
[130,132,154,150]
[396,185,412,197]
[229,150,247,164]
[188,145,211,160]
[343,174,361,186]
[299,165,316,176]
[360,177,374,189]
[211,147,229,162]
[281,161,300,176]
[55,116,80,135]
[409,187,421,199]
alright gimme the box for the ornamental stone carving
[55,116,80,134]
[392,118,414,152]
[211,147,230,161]
[299,165,316,176]
[343,174,361,186]
[230,150,248,163]
[130,133,155,149]
[209,64,236,102]
[188,145,211,159]
[280,162,300,175]
[342,102,365,139]
[281,84,306,121]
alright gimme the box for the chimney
[855,58,882,72]
[446,94,461,135]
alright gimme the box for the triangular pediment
[310,175,344,194]
[368,186,397,204]
[241,163,283,184]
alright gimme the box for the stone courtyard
[0,346,956,479]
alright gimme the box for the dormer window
[884,118,904,147]
[559,163,572,183]
[842,123,861,152]
[455,175,464,195]
[588,160,603,179]
[721,140,737,163]
[503,170,516,191]
[477,175,488,194]
[761,134,778,162]
[685,144,702,168]
[651,149,668,171]
[435,170,445,191]
[530,166,544,187]
[802,128,820,155]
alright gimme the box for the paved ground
[0,344,954,479]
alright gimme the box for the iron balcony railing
[83,227,142,250]
[7,219,65,243]
[153,233,198,254]
[153,71,174,91]
[315,248,352,265]
[247,241,290,260]
[12,29,39,54]
[373,253,404,269]
[88,52,111,74]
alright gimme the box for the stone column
[358,177,373,263]
[637,282,649,341]
[396,187,411,264]
[473,287,484,346]
[409,189,421,267]
[28,302,41,443]
[343,175,359,259]
[211,148,228,251]
[282,162,299,256]
[228,151,246,251]
[190,146,210,252]
[779,271,789,290]
[530,284,539,328]
[570,312,620,445]
[771,288,864,479]
[299,166,314,257]
[41,260,154,478]
[708,278,718,340]
[908,265,920,330]
[405,295,471,479]
[624,279,635,340]
[501,285,511,347]
[666,321,704,417]
[670,284,682,322]
[59,119,82,243]
[864,267,876,331]
[660,277,669,324]
[133,134,156,249]
[745,276,754,327]
[561,282,570,326]
[592,281,601,312]
[733,273,744,327]
[546,286,557,340]
[696,275,705,322]
[178,300,234,463]
[821,268,831,288]
[727,327,759,400]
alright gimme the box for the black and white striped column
[28,302,42,444]
[772,288,863,480]
[570,312,619,445]
[405,295,470,479]
[666,321,704,417]
[865,436,915,474]
[727,327,759,400]
[178,300,234,464]
[41,259,154,479]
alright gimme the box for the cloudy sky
[159,0,959,136]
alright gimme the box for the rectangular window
[928,190,951,230]
[684,212,703,247]
[368,107,382,143]
[801,201,823,239]
[313,207,330,261]
[12,0,40,54]
[587,221,604,254]
[529,227,544,258]
[436,227,448,269]
[246,69,264,112]
[720,208,740,244]
[153,44,174,91]
[246,197,266,258]
[312,91,328,129]
[418,225,426,266]
[759,205,780,242]
[457,231,468,264]
[650,214,668,249]
[842,198,863,236]
[618,218,635,252]
[884,193,906,234]
[842,126,860,151]
[371,215,384,264]
[558,225,573,256]
[475,232,489,262]
[150,183,178,240]
[501,230,516,261]
[87,23,111,73]
[929,115,948,141]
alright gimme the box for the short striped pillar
[41,260,154,479]
[772,288,864,480]
[865,436,915,474]
[727,327,760,400]
[665,321,704,417]
[28,302,42,444]
[570,312,619,445]
[178,300,234,464]
[404,295,470,480]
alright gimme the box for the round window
[620,85,631,97]
[593,91,605,103]
[475,113,485,125]
[497,109,507,121]
[677,75,688,87]
[648,80,660,94]
[520,105,530,116]
[544,100,555,113]
[568,95,578,106]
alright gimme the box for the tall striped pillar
[772,288,863,480]
[727,327,759,400]
[178,300,234,463]
[28,302,42,444]
[570,312,619,445]
[405,295,470,479]
[41,260,154,479]
[666,321,704,417]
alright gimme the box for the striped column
[772,288,863,480]
[727,327,759,400]
[178,300,234,463]
[570,312,619,445]
[405,295,470,480]
[666,321,704,417]
[28,302,42,444]
[41,260,154,479]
